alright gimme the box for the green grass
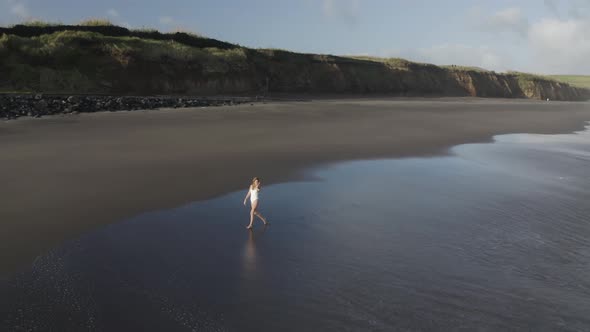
[131,27,160,34]
[0,29,251,93]
[79,19,114,26]
[550,75,590,89]
[12,19,113,27]
[505,71,563,92]
[347,56,431,69]
[347,57,494,73]
[441,65,489,73]
[507,71,554,80]
[19,20,62,27]
[0,30,244,64]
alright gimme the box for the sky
[1,0,589,75]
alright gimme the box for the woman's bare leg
[254,211,268,225]
[247,210,254,229]
[247,200,258,229]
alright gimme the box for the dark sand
[1,97,589,277]
[4,127,590,331]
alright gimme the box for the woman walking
[243,177,268,229]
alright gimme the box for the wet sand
[3,127,590,331]
[1,97,589,277]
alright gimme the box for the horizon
[1,0,589,75]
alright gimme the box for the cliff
[1,24,589,101]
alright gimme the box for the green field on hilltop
[550,75,590,89]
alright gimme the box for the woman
[243,177,268,229]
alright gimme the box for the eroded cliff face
[1,25,588,101]
[4,50,589,100]
[257,58,589,100]
[448,71,589,100]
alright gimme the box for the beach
[1,97,590,277]
[3,121,590,331]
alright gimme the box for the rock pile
[0,94,257,120]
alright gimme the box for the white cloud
[546,0,590,19]
[9,0,29,19]
[494,7,524,24]
[104,8,131,28]
[159,16,175,25]
[528,17,590,73]
[321,0,360,26]
[544,0,561,17]
[466,4,590,74]
[477,7,529,37]
[567,0,590,19]
[323,0,334,16]
[107,9,119,18]
[156,16,200,33]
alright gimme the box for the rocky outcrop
[0,94,257,120]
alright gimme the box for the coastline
[1,97,590,277]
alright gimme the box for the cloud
[322,0,334,15]
[107,9,119,18]
[546,0,590,19]
[478,7,529,37]
[361,2,590,74]
[321,0,360,27]
[158,16,192,31]
[468,3,590,74]
[8,0,29,19]
[567,0,590,19]
[156,15,200,33]
[527,17,590,73]
[544,0,561,17]
[104,8,131,28]
[159,16,175,25]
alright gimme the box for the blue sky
[2,0,589,74]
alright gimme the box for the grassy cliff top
[549,75,590,89]
[0,20,567,78]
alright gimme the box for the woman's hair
[250,177,261,189]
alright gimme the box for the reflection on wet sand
[242,225,268,280]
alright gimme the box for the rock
[0,94,259,119]
[37,99,48,108]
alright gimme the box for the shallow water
[2,126,590,331]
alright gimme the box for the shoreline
[1,97,590,277]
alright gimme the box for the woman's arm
[243,187,251,205]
